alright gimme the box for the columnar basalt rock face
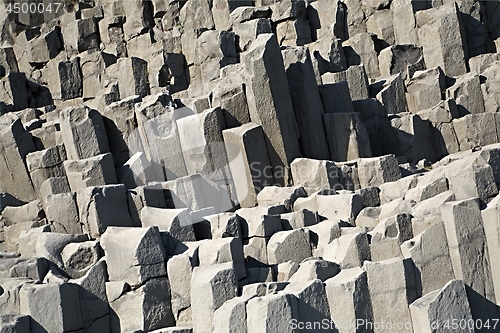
[2,0,500,331]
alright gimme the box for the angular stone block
[401,221,454,296]
[242,33,302,186]
[325,267,372,333]
[267,229,311,265]
[191,263,237,333]
[101,226,167,287]
[357,154,401,188]
[410,280,474,333]
[108,277,174,333]
[59,105,109,160]
[20,283,83,333]
[281,46,329,160]
[64,153,117,192]
[223,123,274,208]
[364,258,418,333]
[141,207,196,242]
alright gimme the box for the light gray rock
[198,237,246,281]
[325,267,372,333]
[289,258,340,283]
[72,259,110,333]
[246,292,298,333]
[177,107,232,185]
[64,153,117,192]
[59,105,110,161]
[281,209,319,230]
[141,207,196,242]
[117,57,150,99]
[102,95,144,168]
[135,92,188,182]
[441,199,498,320]
[161,174,233,213]
[26,144,67,198]
[405,67,446,114]
[401,221,454,296]
[343,32,380,78]
[257,186,307,212]
[446,72,485,116]
[100,226,167,287]
[223,123,274,208]
[213,294,256,333]
[453,113,500,151]
[0,113,36,202]
[20,283,83,333]
[35,232,88,268]
[378,44,424,79]
[321,65,370,101]
[191,263,237,333]
[267,229,311,265]
[291,158,342,192]
[375,74,409,115]
[284,279,332,331]
[449,163,498,202]
[77,184,134,238]
[481,194,500,305]
[369,213,413,261]
[61,241,100,279]
[232,18,273,52]
[410,280,474,333]
[108,277,174,333]
[323,231,370,268]
[307,38,347,82]
[364,258,417,333]
[167,254,194,326]
[416,4,468,77]
[358,155,401,188]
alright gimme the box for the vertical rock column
[242,33,302,186]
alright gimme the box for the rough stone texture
[2,0,500,331]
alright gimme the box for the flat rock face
[1,0,500,332]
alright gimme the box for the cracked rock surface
[1,0,500,332]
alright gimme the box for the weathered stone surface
[325,267,372,333]
[267,228,311,265]
[441,199,498,320]
[358,155,401,188]
[281,46,330,160]
[191,263,237,333]
[322,65,370,101]
[246,292,298,333]
[0,114,36,202]
[364,258,417,333]
[59,105,110,160]
[323,231,370,268]
[65,153,117,192]
[20,283,83,333]
[410,280,474,333]
[222,122,273,208]
[242,33,302,186]
[26,144,67,198]
[101,226,166,287]
[108,277,174,333]
[141,207,196,242]
[416,4,468,77]
[135,92,188,181]
[401,221,454,295]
